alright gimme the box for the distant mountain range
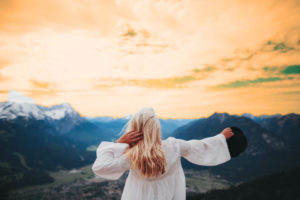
[0,91,194,145]
[0,90,299,194]
[173,112,300,182]
[173,112,287,155]
[0,91,194,193]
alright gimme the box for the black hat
[226,126,247,158]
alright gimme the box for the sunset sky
[0,0,299,119]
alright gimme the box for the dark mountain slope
[173,112,286,155]
[172,112,300,182]
[253,113,300,150]
[0,116,95,193]
[187,166,300,200]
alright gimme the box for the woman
[92,107,234,200]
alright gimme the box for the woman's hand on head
[116,130,144,147]
[221,127,234,139]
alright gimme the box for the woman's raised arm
[175,132,232,166]
[92,130,143,180]
[91,141,130,180]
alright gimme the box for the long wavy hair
[120,107,166,178]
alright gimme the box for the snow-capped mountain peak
[43,102,79,120]
[8,90,35,104]
[0,91,80,121]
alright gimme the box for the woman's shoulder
[163,137,184,144]
[162,136,176,144]
[162,137,190,156]
[162,137,182,150]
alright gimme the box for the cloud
[0,57,11,69]
[281,65,300,74]
[263,66,279,73]
[191,66,216,73]
[273,42,294,52]
[27,80,58,98]
[30,80,53,89]
[0,89,10,94]
[280,90,300,95]
[214,38,300,73]
[262,65,300,76]
[0,0,132,35]
[0,69,10,81]
[93,64,220,89]
[0,57,11,82]
[129,76,197,88]
[93,75,202,89]
[212,76,294,89]
[122,29,137,37]
[264,41,295,53]
[116,25,172,54]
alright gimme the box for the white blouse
[92,133,231,200]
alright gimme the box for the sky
[0,0,299,119]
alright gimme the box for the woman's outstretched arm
[92,130,143,180]
[91,141,130,180]
[175,128,233,166]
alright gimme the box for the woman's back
[92,133,231,200]
[122,137,185,200]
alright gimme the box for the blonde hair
[120,107,166,178]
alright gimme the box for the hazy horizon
[1,89,295,120]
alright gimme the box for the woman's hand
[221,127,234,139]
[116,130,144,147]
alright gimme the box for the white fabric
[92,133,231,200]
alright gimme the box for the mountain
[242,113,282,123]
[0,91,82,134]
[1,90,80,121]
[83,116,195,141]
[0,91,98,193]
[0,115,95,194]
[0,91,197,194]
[187,166,300,200]
[0,91,114,147]
[65,117,122,147]
[172,112,300,182]
[0,91,195,148]
[173,112,286,155]
[159,118,196,138]
[1,90,299,195]
[247,113,300,150]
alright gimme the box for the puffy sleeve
[174,133,231,166]
[91,141,130,180]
